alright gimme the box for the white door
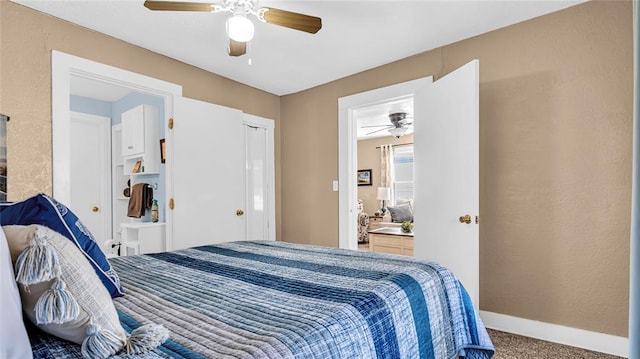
[242,113,276,242]
[244,124,268,241]
[414,60,480,307]
[69,112,111,248]
[171,97,246,250]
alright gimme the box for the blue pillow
[0,194,124,297]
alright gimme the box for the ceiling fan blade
[259,7,322,34]
[143,1,218,12]
[361,124,393,128]
[228,39,246,57]
[366,127,392,136]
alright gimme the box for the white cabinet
[121,222,165,256]
[121,104,159,174]
[122,105,144,156]
[111,104,162,256]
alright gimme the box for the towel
[127,183,153,218]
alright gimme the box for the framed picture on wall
[357,169,372,186]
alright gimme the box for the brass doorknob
[92,206,99,213]
[236,209,244,216]
[459,214,471,224]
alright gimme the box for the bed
[26,240,495,359]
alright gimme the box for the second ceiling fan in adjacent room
[362,112,414,138]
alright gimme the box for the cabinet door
[171,97,246,250]
[121,105,145,157]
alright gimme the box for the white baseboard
[479,311,628,358]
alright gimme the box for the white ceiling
[11,0,585,96]
[70,75,134,101]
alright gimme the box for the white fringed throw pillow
[3,225,168,359]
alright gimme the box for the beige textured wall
[357,134,414,214]
[1,0,632,337]
[0,0,282,238]
[280,1,632,337]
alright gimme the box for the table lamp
[377,187,391,216]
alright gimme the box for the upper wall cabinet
[122,105,145,156]
[121,104,159,174]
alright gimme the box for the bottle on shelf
[151,199,159,223]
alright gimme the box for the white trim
[52,50,182,250]
[480,311,629,358]
[337,77,432,250]
[243,113,275,130]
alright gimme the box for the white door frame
[69,111,111,243]
[52,51,182,248]
[338,77,432,250]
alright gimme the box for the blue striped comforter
[29,241,494,358]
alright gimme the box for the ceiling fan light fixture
[226,14,255,42]
[388,127,408,138]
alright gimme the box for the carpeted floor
[488,329,624,358]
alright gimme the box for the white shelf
[121,222,165,229]
[113,106,163,256]
[129,171,159,176]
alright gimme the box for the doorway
[338,61,479,308]
[52,50,182,249]
[353,97,415,252]
[338,77,431,251]
[52,51,276,251]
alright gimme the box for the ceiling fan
[143,0,322,57]
[362,112,413,138]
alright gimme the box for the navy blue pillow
[0,194,124,297]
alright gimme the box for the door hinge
[168,118,174,130]
[169,198,175,210]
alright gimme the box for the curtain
[380,144,394,188]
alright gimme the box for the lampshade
[376,187,391,201]
[226,14,255,42]
[388,127,408,138]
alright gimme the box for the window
[392,144,414,203]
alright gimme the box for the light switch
[332,180,339,192]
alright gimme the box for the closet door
[243,113,275,241]
[244,125,267,241]
[171,97,246,250]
